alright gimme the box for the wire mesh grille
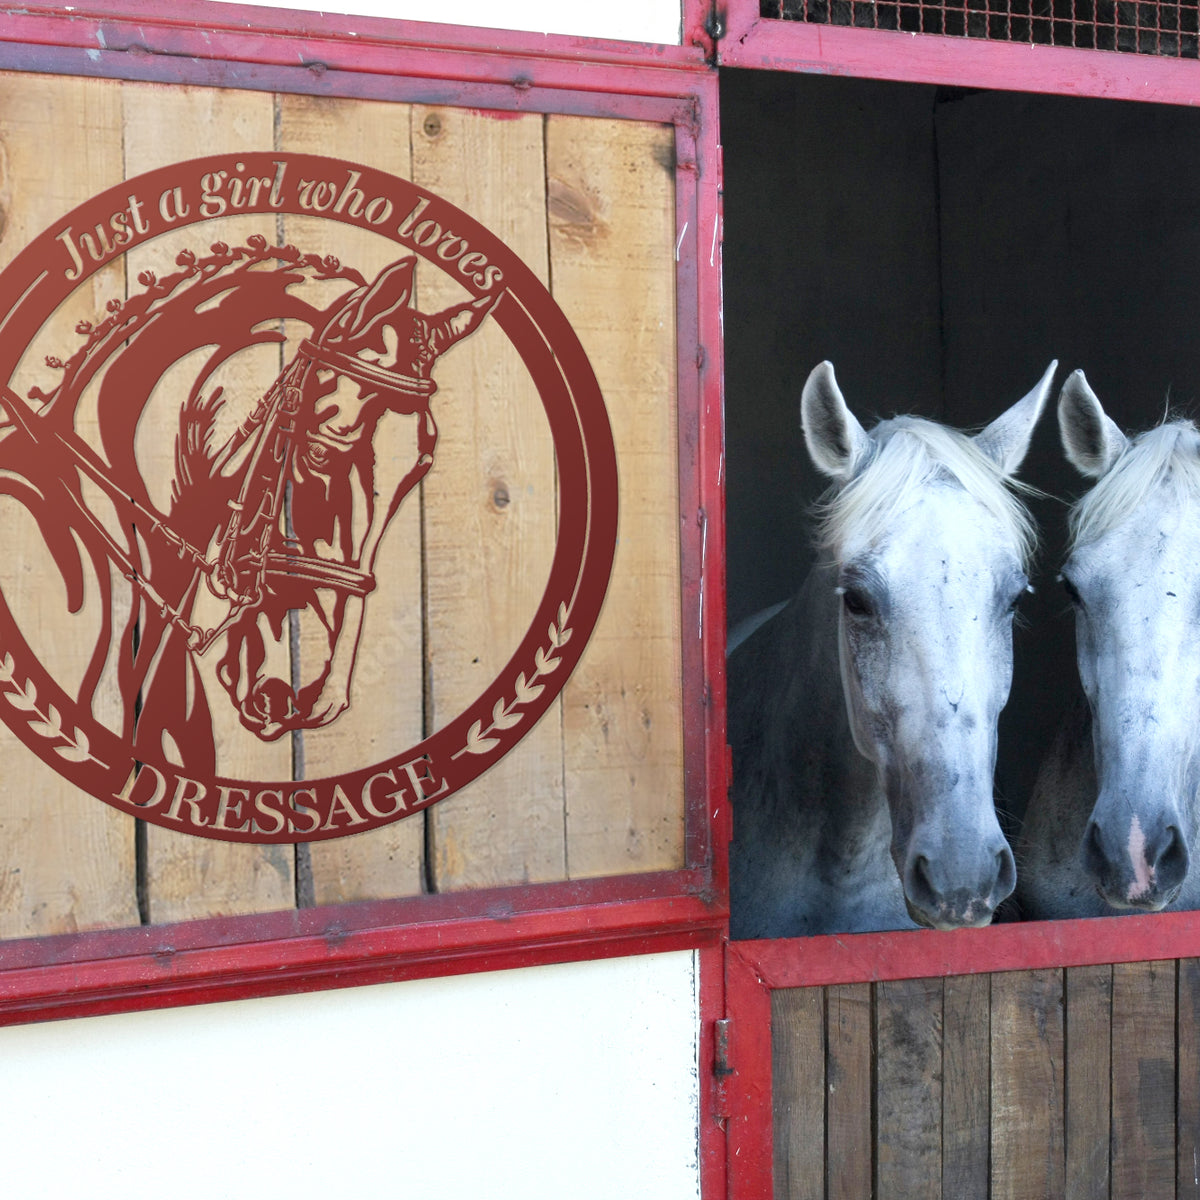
[759,1,1200,58]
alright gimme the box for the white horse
[729,360,1056,938]
[1019,372,1200,917]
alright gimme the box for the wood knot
[422,112,443,139]
[490,482,511,510]
[548,178,603,242]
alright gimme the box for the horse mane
[171,387,226,510]
[816,416,1037,567]
[1069,418,1200,550]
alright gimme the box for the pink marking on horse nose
[1083,809,1188,908]
[1126,814,1156,902]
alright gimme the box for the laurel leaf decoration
[0,665,100,765]
[453,601,575,760]
[490,698,521,731]
[55,726,93,763]
[513,672,543,705]
[463,719,501,755]
[534,646,560,675]
[7,679,38,712]
[28,703,62,739]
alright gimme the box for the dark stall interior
[721,67,1200,829]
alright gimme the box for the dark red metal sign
[0,152,617,842]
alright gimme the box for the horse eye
[840,587,873,618]
[1007,581,1031,616]
[1059,574,1083,607]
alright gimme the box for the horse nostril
[994,844,1017,900]
[1082,819,1107,878]
[1155,825,1189,892]
[906,854,938,911]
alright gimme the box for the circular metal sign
[0,154,617,841]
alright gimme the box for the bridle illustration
[0,238,498,768]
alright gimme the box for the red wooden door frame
[716,9,1200,1196]
[719,0,1200,106]
[0,12,731,1197]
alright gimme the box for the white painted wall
[220,0,684,44]
[0,950,701,1198]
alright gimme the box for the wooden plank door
[755,958,1200,1199]
[122,82,295,924]
[0,72,138,937]
[277,93,425,907]
[547,117,684,880]
[418,105,563,891]
[0,78,689,940]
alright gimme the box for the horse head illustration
[0,242,500,770]
[208,255,500,740]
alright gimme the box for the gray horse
[1019,372,1200,918]
[729,360,1056,939]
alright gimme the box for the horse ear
[1057,369,1128,478]
[427,293,500,356]
[321,257,418,346]
[973,359,1057,476]
[801,361,872,481]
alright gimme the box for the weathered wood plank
[1111,959,1175,1199]
[990,968,1065,1200]
[122,81,294,924]
[826,983,872,1200]
[415,105,561,892]
[0,71,138,938]
[546,116,684,879]
[876,976,943,1198]
[772,986,825,1200]
[942,972,990,1200]
[1064,963,1111,1200]
[276,93,425,905]
[1179,958,1200,1200]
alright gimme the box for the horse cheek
[841,625,892,762]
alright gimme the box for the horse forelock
[1069,419,1200,551]
[816,416,1036,568]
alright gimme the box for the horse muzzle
[1082,809,1189,912]
[238,676,303,741]
[901,842,1016,930]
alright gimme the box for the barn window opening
[723,64,1200,935]
[759,0,1200,59]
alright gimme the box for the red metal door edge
[0,890,726,1025]
[4,0,714,78]
[717,0,1200,106]
[700,940,732,1200]
[7,0,708,61]
[723,941,775,1199]
[734,907,1200,991]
